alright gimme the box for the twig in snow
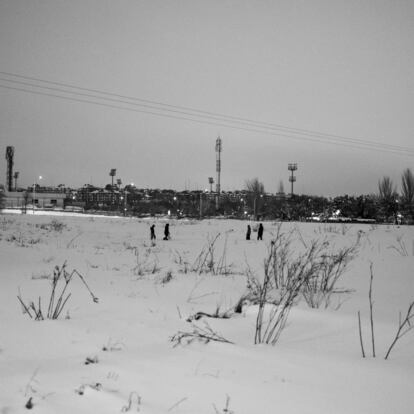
[167,397,188,412]
[369,262,375,357]
[385,301,414,360]
[358,310,366,358]
[213,395,234,414]
[171,322,233,347]
[121,392,142,412]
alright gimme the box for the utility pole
[124,189,127,216]
[215,137,222,210]
[288,163,298,196]
[14,171,19,191]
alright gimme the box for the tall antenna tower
[215,136,222,194]
[215,137,222,209]
[5,146,15,192]
[288,163,298,196]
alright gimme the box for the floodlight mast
[208,177,214,193]
[288,163,298,196]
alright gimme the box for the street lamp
[14,171,19,191]
[254,194,263,221]
[33,175,42,214]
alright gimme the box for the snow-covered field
[1,213,413,414]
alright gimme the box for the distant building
[2,190,66,209]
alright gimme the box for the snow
[1,213,413,413]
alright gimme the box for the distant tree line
[4,168,412,224]
[234,170,413,224]
[72,169,414,223]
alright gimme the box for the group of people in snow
[150,223,170,241]
[150,222,264,241]
[245,223,263,240]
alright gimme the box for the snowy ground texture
[1,213,413,414]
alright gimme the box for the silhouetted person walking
[163,223,170,240]
[257,223,264,240]
[246,224,251,240]
[150,224,156,241]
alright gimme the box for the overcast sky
[1,0,413,196]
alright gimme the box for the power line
[2,72,412,154]
[1,72,413,156]
[2,70,412,154]
[2,82,412,156]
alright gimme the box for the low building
[3,190,66,209]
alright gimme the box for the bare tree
[277,180,285,195]
[378,176,396,200]
[245,177,265,194]
[378,176,397,221]
[401,168,414,221]
[0,186,5,210]
[244,178,265,219]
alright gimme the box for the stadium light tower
[208,177,214,193]
[109,169,116,188]
[288,163,298,196]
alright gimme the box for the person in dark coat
[163,223,170,240]
[150,224,156,241]
[257,223,264,240]
[246,224,251,240]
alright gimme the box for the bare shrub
[191,232,233,275]
[38,219,66,232]
[192,233,221,274]
[17,262,98,320]
[132,246,160,277]
[1,217,15,231]
[301,242,358,309]
[234,274,261,314]
[6,232,41,247]
[388,235,409,256]
[254,226,358,345]
[255,235,321,345]
[159,269,174,285]
[172,249,190,274]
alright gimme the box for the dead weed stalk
[17,262,98,320]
